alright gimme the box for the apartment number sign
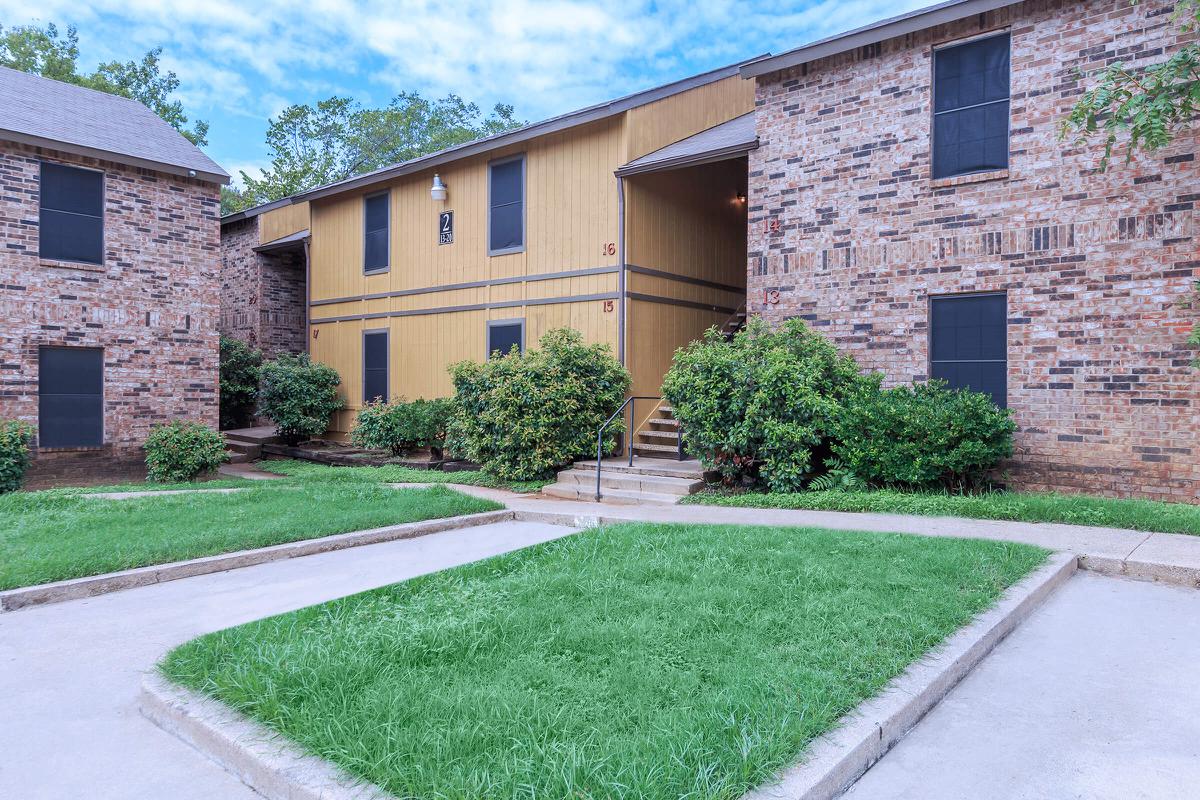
[438,211,454,245]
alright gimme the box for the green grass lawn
[258,458,551,493]
[162,522,1046,800]
[683,488,1200,536]
[0,482,501,590]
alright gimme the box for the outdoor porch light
[430,173,448,201]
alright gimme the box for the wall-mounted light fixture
[430,173,448,202]
[736,191,747,204]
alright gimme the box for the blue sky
[0,0,931,185]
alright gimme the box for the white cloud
[0,0,934,170]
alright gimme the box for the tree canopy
[0,22,208,146]
[223,93,525,213]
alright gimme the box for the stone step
[541,483,682,506]
[647,417,679,428]
[638,429,680,442]
[633,441,685,458]
[573,458,704,480]
[556,468,701,495]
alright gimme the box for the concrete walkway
[450,485,1200,584]
[0,519,574,800]
[844,572,1200,799]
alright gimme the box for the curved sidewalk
[446,484,1200,587]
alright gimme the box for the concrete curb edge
[743,551,1078,800]
[140,672,388,800]
[0,508,515,613]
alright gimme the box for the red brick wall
[220,218,306,358]
[0,142,221,488]
[749,0,1198,502]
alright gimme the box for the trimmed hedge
[144,420,228,483]
[352,398,455,457]
[0,420,35,494]
[450,328,630,481]
[833,382,1015,491]
[663,318,1015,493]
[259,353,344,446]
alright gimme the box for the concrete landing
[844,573,1200,800]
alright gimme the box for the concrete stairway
[222,426,280,464]
[632,404,684,459]
[542,457,705,505]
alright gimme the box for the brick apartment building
[743,0,1198,502]
[0,66,229,487]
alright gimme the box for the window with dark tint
[363,331,388,403]
[488,156,524,254]
[930,294,1007,406]
[487,321,523,358]
[40,162,104,264]
[932,33,1010,179]
[38,347,103,448]
[364,192,389,272]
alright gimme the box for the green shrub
[662,318,867,492]
[833,381,1015,491]
[259,353,344,445]
[0,420,35,493]
[219,336,263,430]
[143,420,228,483]
[352,398,455,457]
[450,327,630,481]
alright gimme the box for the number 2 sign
[438,211,454,245]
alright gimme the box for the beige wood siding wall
[259,201,311,244]
[306,74,753,438]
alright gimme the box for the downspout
[303,236,312,354]
[616,175,626,366]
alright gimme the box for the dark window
[488,156,524,254]
[39,162,104,264]
[363,330,388,403]
[364,192,389,272]
[930,294,1007,406]
[487,321,523,359]
[38,347,103,448]
[932,33,1010,179]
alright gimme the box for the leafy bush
[259,353,344,445]
[219,336,263,430]
[352,398,455,457]
[450,328,630,480]
[662,318,867,492]
[0,420,35,494]
[833,381,1015,491]
[143,420,228,483]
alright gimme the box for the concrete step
[574,458,704,480]
[224,450,253,464]
[541,483,682,506]
[638,429,680,442]
[647,417,679,429]
[556,468,701,495]
[633,442,686,458]
[224,440,262,458]
[223,426,280,445]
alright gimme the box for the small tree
[662,318,866,491]
[258,353,344,445]
[218,336,263,430]
[450,328,630,480]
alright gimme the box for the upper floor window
[40,162,104,265]
[364,191,389,273]
[488,155,524,255]
[932,32,1010,179]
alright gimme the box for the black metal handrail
[595,395,661,501]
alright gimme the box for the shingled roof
[0,66,229,183]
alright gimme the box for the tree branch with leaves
[1060,0,1199,366]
